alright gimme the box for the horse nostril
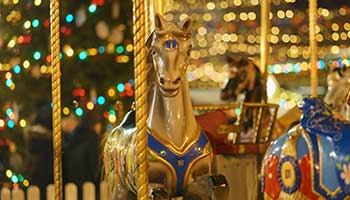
[160,77,165,85]
[174,77,181,84]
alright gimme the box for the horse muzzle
[158,76,181,97]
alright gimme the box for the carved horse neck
[147,77,198,149]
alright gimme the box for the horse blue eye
[164,39,177,49]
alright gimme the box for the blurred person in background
[24,104,53,200]
[63,108,103,199]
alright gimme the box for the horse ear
[179,17,193,32]
[155,13,167,30]
[145,30,155,48]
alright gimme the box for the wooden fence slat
[82,182,95,200]
[12,189,25,200]
[27,186,40,200]
[65,183,78,200]
[47,184,55,200]
[99,181,108,200]
[1,188,11,200]
[4,181,110,200]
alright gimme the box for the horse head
[146,14,192,98]
[221,58,265,102]
[324,66,350,120]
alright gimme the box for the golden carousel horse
[103,14,228,200]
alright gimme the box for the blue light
[75,107,83,116]
[5,79,13,87]
[88,4,97,13]
[32,19,40,28]
[13,65,21,74]
[116,83,125,92]
[128,79,135,86]
[98,46,105,54]
[11,175,18,183]
[97,96,105,105]
[66,14,74,23]
[79,51,88,60]
[60,52,63,60]
[7,120,14,129]
[318,60,326,70]
[33,51,41,60]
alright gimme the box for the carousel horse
[103,14,227,200]
[261,96,350,199]
[221,58,266,103]
[324,66,350,121]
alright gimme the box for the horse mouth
[159,86,180,97]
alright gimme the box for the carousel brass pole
[50,0,62,199]
[309,0,318,97]
[260,0,270,101]
[133,0,148,199]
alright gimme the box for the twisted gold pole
[50,0,62,199]
[133,0,148,199]
[309,0,318,97]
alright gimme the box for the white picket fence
[0,181,109,200]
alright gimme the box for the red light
[103,111,109,119]
[43,19,50,28]
[23,35,32,44]
[17,36,24,44]
[124,83,132,91]
[46,55,52,63]
[72,89,86,97]
[13,183,19,189]
[91,0,104,6]
[126,90,134,96]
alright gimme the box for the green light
[18,175,24,182]
[32,19,40,28]
[116,46,124,54]
[33,51,41,60]
[88,4,97,13]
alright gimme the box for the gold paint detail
[281,162,296,187]
[148,127,201,155]
[184,143,212,189]
[278,190,309,200]
[317,135,342,196]
[239,145,245,154]
[302,129,323,197]
[281,126,301,158]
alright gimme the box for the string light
[62,107,70,115]
[88,4,97,13]
[75,107,84,116]
[32,19,40,28]
[65,14,74,23]
[97,96,105,105]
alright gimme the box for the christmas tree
[0,0,133,188]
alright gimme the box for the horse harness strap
[147,130,210,196]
